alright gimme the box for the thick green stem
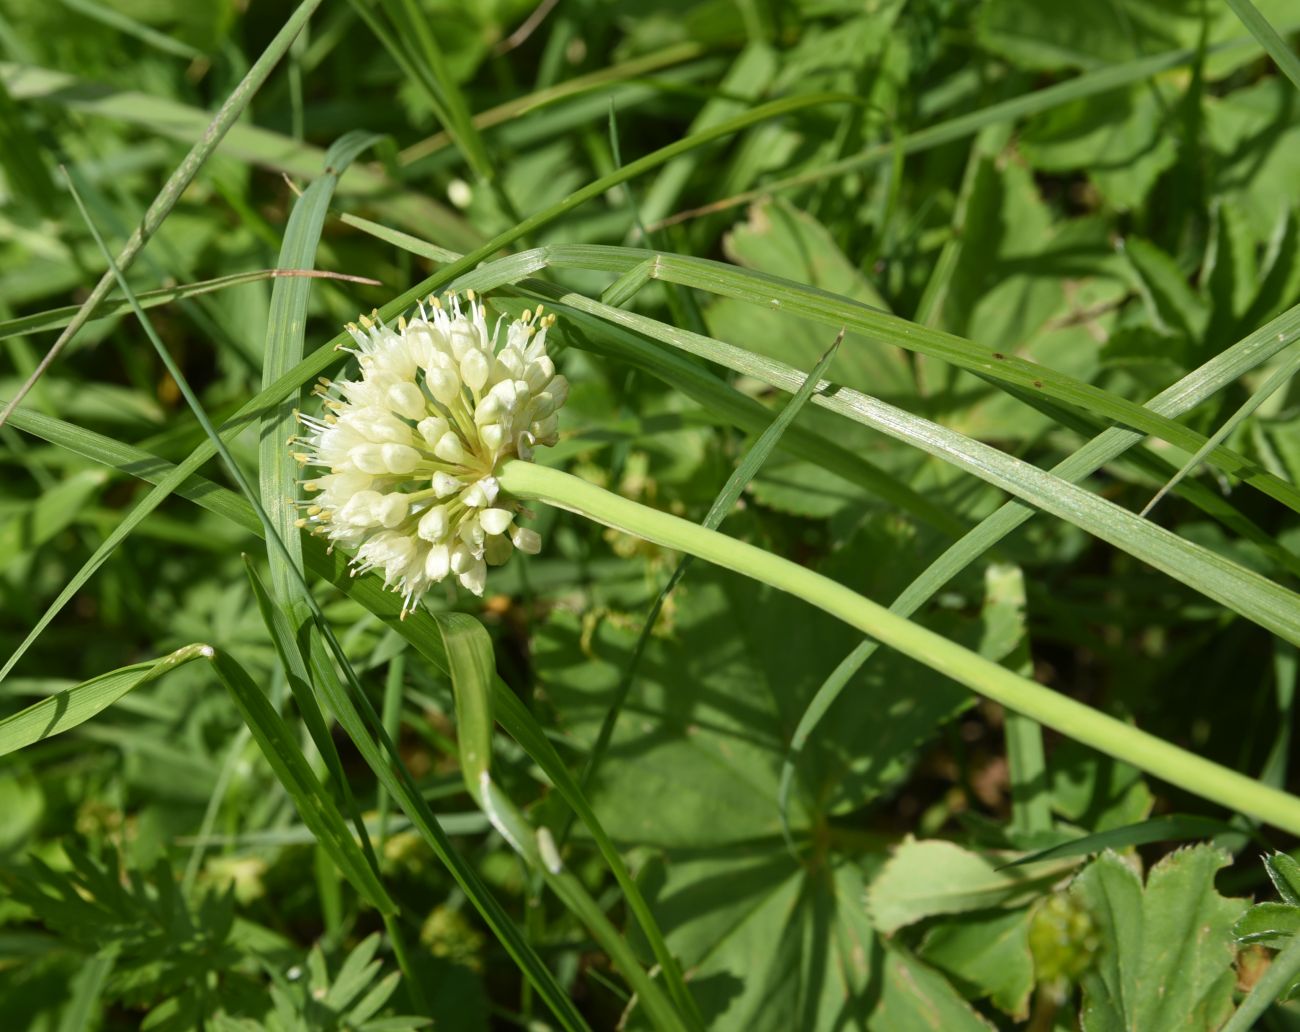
[498,460,1300,837]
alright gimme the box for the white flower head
[293,291,566,612]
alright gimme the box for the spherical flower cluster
[293,291,566,612]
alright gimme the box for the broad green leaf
[1071,847,1246,1032]
[918,908,1035,1020]
[535,558,993,847]
[866,839,1066,934]
[1020,83,1180,210]
[707,199,909,395]
[1233,902,1300,946]
[1267,852,1300,906]
[636,847,990,1031]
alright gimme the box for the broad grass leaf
[1071,846,1246,1032]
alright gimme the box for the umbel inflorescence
[293,291,567,611]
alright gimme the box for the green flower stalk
[497,458,1300,838]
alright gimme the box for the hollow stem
[498,459,1300,837]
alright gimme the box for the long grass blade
[0,269,380,342]
[1142,341,1300,517]
[507,285,1300,649]
[1225,0,1300,93]
[465,244,1300,517]
[0,0,326,430]
[0,644,208,757]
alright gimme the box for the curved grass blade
[1142,341,1300,517]
[999,815,1243,869]
[0,0,326,430]
[433,613,694,1032]
[466,244,1300,517]
[0,269,380,342]
[1225,0,1300,93]
[397,41,708,166]
[0,644,208,757]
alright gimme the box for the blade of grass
[1225,0,1300,93]
[1221,934,1300,1032]
[0,61,479,251]
[568,329,845,845]
[1142,340,1300,516]
[397,41,709,166]
[57,0,203,60]
[254,127,421,996]
[0,644,207,757]
[0,0,325,431]
[0,269,380,342]
[1000,815,1243,868]
[433,613,693,1032]
[467,244,1300,517]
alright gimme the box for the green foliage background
[3,0,1300,1028]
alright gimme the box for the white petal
[425,543,450,580]
[432,472,461,497]
[480,507,514,535]
[417,504,449,542]
[381,443,421,474]
[417,415,449,445]
[460,348,489,393]
[458,557,487,596]
[433,431,466,464]
[375,493,410,528]
[510,526,541,554]
[385,381,427,420]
